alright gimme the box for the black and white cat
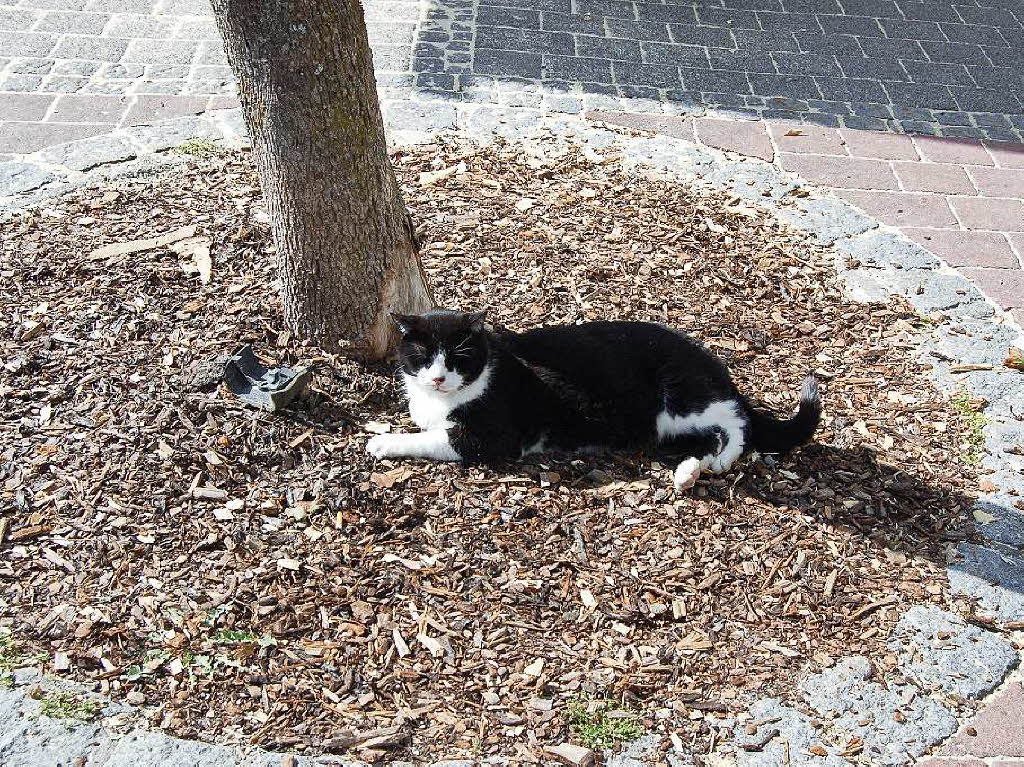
[366,310,821,490]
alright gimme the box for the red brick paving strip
[48,94,130,124]
[894,162,978,194]
[837,190,958,227]
[122,95,211,127]
[950,197,1024,231]
[588,112,1024,322]
[780,153,899,189]
[0,122,108,154]
[585,111,695,140]
[915,136,996,166]
[768,122,847,155]
[966,167,1024,198]
[940,682,1024,757]
[958,268,1024,310]
[902,229,1020,269]
[839,128,920,160]
[987,143,1024,169]
[694,117,774,162]
[0,93,56,122]
[1009,233,1024,263]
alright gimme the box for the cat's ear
[391,313,418,336]
[467,310,487,332]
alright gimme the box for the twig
[741,728,780,752]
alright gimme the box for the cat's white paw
[673,458,701,492]
[366,434,402,459]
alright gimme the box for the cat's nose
[431,376,445,386]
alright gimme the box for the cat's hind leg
[656,429,722,492]
[656,400,748,476]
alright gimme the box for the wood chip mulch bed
[0,140,984,762]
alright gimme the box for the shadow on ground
[389,0,1024,141]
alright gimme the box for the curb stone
[800,656,959,767]
[2,102,1023,765]
[891,606,1019,700]
[0,669,362,767]
[734,698,847,767]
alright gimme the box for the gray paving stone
[52,60,100,76]
[932,321,1020,368]
[81,79,131,94]
[384,99,459,134]
[949,542,1024,622]
[51,34,126,61]
[604,734,662,766]
[124,115,221,152]
[39,134,136,171]
[835,230,940,270]
[39,75,89,92]
[104,14,178,39]
[800,657,957,766]
[543,94,585,113]
[0,31,57,57]
[0,687,106,767]
[858,269,996,318]
[0,161,56,196]
[174,18,219,40]
[891,605,1018,699]
[704,160,801,200]
[620,135,716,179]
[121,39,197,65]
[734,698,846,766]
[973,491,1024,549]
[8,57,54,74]
[100,62,144,78]
[776,197,878,245]
[840,267,898,303]
[34,10,108,34]
[195,39,228,65]
[1,74,44,91]
[0,8,40,30]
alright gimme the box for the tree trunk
[210,0,433,358]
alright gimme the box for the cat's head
[391,310,489,396]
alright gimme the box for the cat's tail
[744,376,821,454]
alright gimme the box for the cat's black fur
[390,310,820,466]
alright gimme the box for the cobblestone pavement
[0,0,233,158]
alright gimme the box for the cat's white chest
[402,367,492,431]
[404,376,455,430]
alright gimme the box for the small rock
[126,691,145,705]
[544,742,595,767]
[523,657,544,677]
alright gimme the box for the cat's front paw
[367,434,402,459]
[673,457,701,492]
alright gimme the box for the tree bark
[210,0,433,358]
